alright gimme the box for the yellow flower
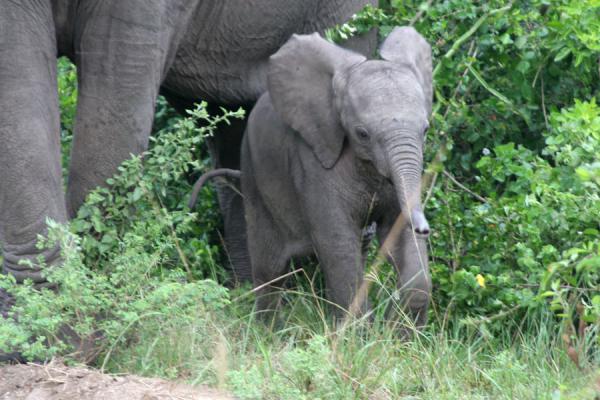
[476,274,486,288]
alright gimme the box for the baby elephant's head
[268,27,432,235]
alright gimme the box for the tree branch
[443,170,488,203]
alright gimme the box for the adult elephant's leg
[205,104,253,283]
[0,1,66,284]
[66,0,196,216]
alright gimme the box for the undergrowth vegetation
[1,1,599,398]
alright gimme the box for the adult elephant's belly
[162,0,308,105]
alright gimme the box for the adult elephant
[0,0,377,288]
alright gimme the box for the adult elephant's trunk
[386,136,429,235]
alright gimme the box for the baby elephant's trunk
[387,148,429,236]
[409,204,430,235]
[188,168,241,209]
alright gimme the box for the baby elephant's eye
[356,127,370,141]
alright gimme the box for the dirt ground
[0,361,236,400]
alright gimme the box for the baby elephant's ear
[380,27,433,116]
[268,33,366,169]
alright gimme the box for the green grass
[103,285,599,400]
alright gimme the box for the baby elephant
[192,27,433,327]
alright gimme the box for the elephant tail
[189,168,241,209]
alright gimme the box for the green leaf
[553,47,571,62]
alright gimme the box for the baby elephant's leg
[312,227,368,320]
[379,223,431,329]
[246,204,289,319]
[396,227,431,327]
[252,248,288,317]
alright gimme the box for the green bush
[0,104,243,361]
[430,100,599,333]
[0,219,230,362]
[70,103,244,281]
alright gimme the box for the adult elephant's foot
[2,239,62,286]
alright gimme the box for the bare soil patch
[0,361,236,400]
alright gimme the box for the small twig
[467,64,514,107]
[423,171,438,206]
[433,3,512,78]
[40,363,68,384]
[462,305,523,326]
[409,0,434,26]
[540,74,549,130]
[433,41,476,120]
[443,170,488,203]
[520,283,597,292]
[448,44,477,107]
[531,54,552,89]
[532,64,543,89]
[441,182,459,272]
[232,268,305,302]
[432,2,512,77]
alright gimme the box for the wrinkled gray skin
[0,0,376,285]
[242,28,433,326]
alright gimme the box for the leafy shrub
[0,104,243,361]
[0,220,230,362]
[430,100,599,334]
[70,103,244,281]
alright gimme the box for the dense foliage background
[331,0,600,340]
[1,1,599,398]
